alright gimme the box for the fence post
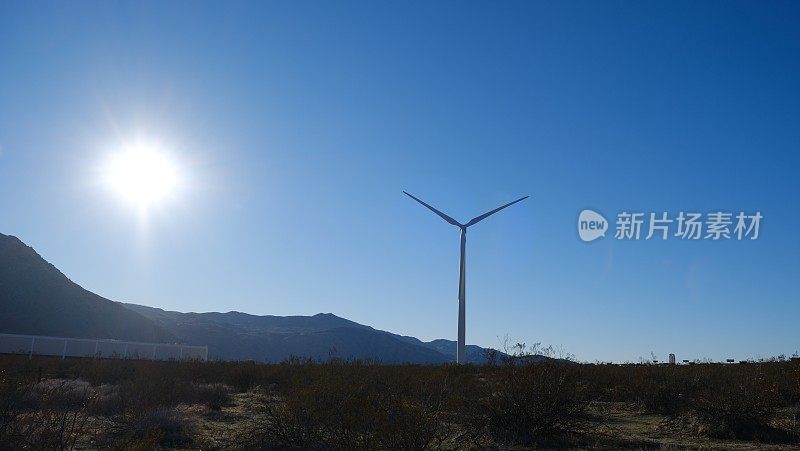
[94,340,99,358]
[29,337,35,359]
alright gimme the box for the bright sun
[106,145,178,206]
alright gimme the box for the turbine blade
[403,191,462,227]
[464,196,529,227]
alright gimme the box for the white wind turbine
[404,191,528,364]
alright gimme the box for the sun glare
[105,145,178,207]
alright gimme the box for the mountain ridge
[0,233,174,343]
[122,303,502,363]
[1,232,502,363]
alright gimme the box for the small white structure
[669,353,676,364]
[0,333,207,361]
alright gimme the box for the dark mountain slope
[125,304,501,364]
[0,233,173,342]
[1,232,503,364]
[124,304,450,363]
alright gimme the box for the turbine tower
[403,191,528,364]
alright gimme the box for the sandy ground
[176,391,800,450]
[584,402,800,450]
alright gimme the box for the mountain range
[0,232,502,364]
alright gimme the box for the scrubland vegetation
[0,354,798,449]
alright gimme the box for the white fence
[0,333,208,361]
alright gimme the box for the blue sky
[1,1,798,362]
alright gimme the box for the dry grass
[0,355,797,449]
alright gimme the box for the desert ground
[0,355,798,449]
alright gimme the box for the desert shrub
[0,379,95,450]
[87,384,125,416]
[27,379,92,410]
[75,359,137,386]
[477,364,589,446]
[181,382,233,410]
[240,390,318,448]
[779,358,800,405]
[690,367,783,440]
[0,376,27,447]
[241,365,448,449]
[103,406,196,449]
[1,354,799,448]
[115,373,177,411]
[631,367,694,415]
[200,383,233,410]
[226,361,261,392]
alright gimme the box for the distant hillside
[0,233,173,342]
[0,232,505,364]
[124,304,453,363]
[394,336,497,363]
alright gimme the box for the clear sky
[1,1,798,362]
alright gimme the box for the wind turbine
[403,191,528,364]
